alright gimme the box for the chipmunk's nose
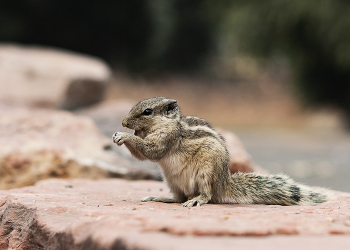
[122,118,128,127]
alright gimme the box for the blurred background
[1,0,350,192]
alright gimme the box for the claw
[182,199,200,207]
[112,132,126,146]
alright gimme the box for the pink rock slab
[0,178,349,250]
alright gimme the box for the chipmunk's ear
[163,99,178,114]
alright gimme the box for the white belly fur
[159,153,196,196]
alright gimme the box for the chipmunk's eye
[142,108,153,116]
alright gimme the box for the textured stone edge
[1,197,350,250]
[0,198,134,250]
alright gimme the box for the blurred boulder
[76,100,163,178]
[0,44,111,109]
[77,100,264,174]
[0,102,160,190]
[76,99,136,137]
[217,129,264,173]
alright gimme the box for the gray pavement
[235,128,350,192]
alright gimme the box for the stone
[76,99,136,137]
[77,99,263,175]
[0,102,159,190]
[0,44,111,109]
[76,100,163,180]
[217,129,261,173]
[0,98,264,189]
[0,178,349,250]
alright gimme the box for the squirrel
[113,97,329,207]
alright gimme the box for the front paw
[112,132,128,146]
[182,199,201,207]
[182,197,208,207]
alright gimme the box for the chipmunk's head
[122,97,181,136]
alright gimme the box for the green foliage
[219,0,350,111]
[0,0,152,71]
[147,0,214,71]
[1,0,350,113]
[0,0,214,73]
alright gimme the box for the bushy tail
[228,172,329,206]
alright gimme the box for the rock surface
[0,44,111,109]
[218,129,258,173]
[0,99,264,189]
[0,178,349,250]
[75,99,135,137]
[0,102,159,190]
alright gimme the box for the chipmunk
[113,97,329,207]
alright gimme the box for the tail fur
[228,172,329,205]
